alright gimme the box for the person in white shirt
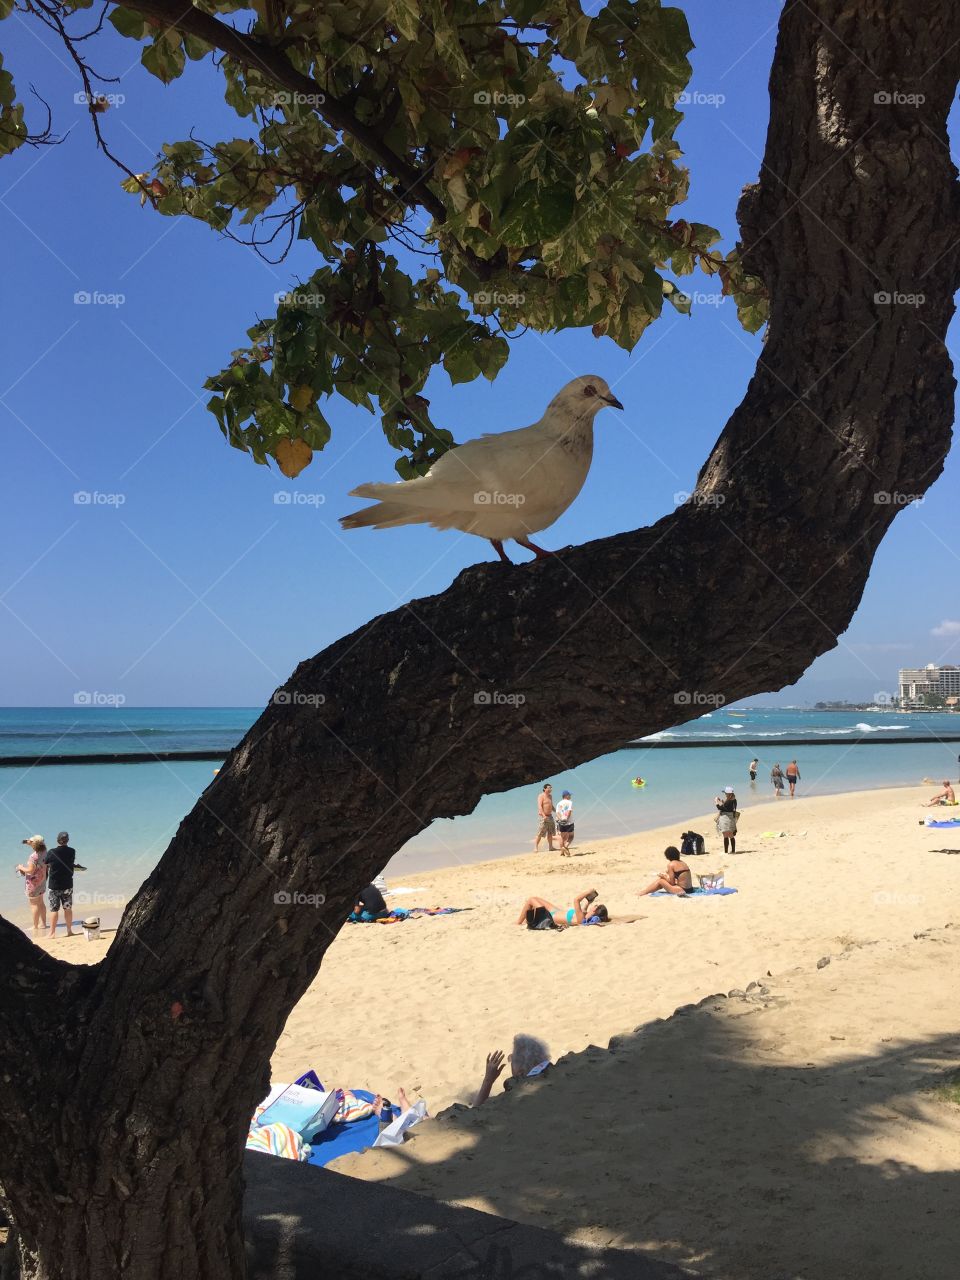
[555,790,574,854]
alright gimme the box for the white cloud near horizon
[931,620,960,638]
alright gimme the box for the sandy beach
[39,783,960,1277]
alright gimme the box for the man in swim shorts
[534,783,557,853]
[749,758,758,782]
[924,780,956,806]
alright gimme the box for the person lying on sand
[475,1034,551,1105]
[516,887,610,929]
[637,846,694,897]
[924,781,957,807]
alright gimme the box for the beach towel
[924,818,960,828]
[650,887,738,897]
[306,1089,401,1168]
[347,908,410,923]
[407,906,463,916]
[245,1122,310,1162]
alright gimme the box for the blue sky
[1,0,957,708]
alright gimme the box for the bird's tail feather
[340,502,430,531]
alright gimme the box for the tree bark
[2,2,958,1276]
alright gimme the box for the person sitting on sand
[637,846,694,897]
[924,780,957,806]
[351,883,389,921]
[475,1034,551,1105]
[516,887,609,929]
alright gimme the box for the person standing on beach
[534,784,556,853]
[16,836,47,936]
[46,831,77,938]
[749,758,759,783]
[715,787,738,854]
[771,763,785,798]
[555,790,574,854]
[785,760,800,798]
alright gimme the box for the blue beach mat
[925,819,960,829]
[650,887,738,897]
[306,1089,400,1168]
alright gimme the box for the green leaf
[142,37,186,84]
[108,7,148,40]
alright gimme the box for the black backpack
[681,831,705,857]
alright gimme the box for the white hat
[724,786,734,793]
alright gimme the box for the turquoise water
[2,706,959,924]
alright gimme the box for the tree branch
[114,0,449,225]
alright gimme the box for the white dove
[340,375,623,562]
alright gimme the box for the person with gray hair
[474,1034,551,1105]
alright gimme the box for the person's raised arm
[474,1050,505,1106]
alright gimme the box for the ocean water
[2,706,959,925]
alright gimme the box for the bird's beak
[603,393,624,410]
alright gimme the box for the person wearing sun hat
[715,786,739,854]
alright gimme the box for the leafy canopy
[2,0,766,477]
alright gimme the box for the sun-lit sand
[38,783,960,1278]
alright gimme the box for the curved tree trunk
[1,2,958,1276]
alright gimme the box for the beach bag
[81,916,101,941]
[698,872,725,890]
[682,831,705,856]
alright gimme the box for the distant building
[899,663,960,705]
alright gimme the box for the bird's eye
[583,385,597,397]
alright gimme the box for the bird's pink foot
[516,537,553,560]
[490,539,513,564]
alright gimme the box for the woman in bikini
[637,846,694,897]
[517,887,609,928]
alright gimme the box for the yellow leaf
[289,384,313,413]
[275,438,313,477]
